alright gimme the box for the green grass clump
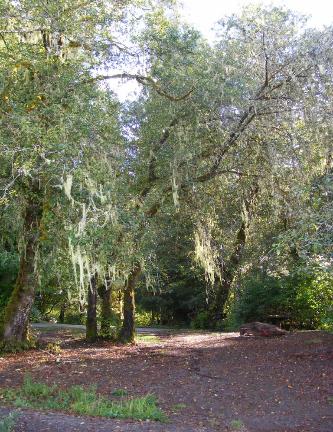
[230,419,245,430]
[112,388,128,397]
[1,376,166,422]
[0,413,18,432]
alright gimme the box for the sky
[181,0,333,38]
[115,0,332,100]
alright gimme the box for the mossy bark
[97,281,112,338]
[0,195,42,345]
[210,274,233,322]
[210,184,259,322]
[119,265,141,344]
[86,274,98,342]
[58,304,66,324]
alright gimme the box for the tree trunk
[86,274,98,342]
[98,280,113,338]
[118,290,123,320]
[58,304,66,324]
[211,274,233,322]
[211,183,259,322]
[0,195,42,345]
[119,265,141,343]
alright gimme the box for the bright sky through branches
[116,0,332,100]
[181,0,333,38]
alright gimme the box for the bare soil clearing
[0,328,332,432]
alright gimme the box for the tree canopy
[0,1,332,348]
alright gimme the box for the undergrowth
[1,376,166,422]
[0,339,36,354]
[0,413,18,432]
[0,327,37,354]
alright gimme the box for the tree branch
[0,28,43,34]
[140,117,182,198]
[262,31,269,86]
[81,73,195,102]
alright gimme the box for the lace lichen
[63,175,74,205]
[194,221,221,286]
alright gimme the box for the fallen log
[239,321,287,337]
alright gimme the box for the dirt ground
[0,327,332,432]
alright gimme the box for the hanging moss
[194,220,221,286]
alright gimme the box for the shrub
[136,310,152,327]
[45,341,62,355]
[234,270,333,330]
[0,251,19,319]
[190,310,211,329]
[29,305,44,322]
[64,312,86,325]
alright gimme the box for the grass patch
[1,376,167,422]
[230,419,245,430]
[328,396,333,405]
[135,334,161,343]
[112,388,128,397]
[0,413,18,432]
[35,327,85,336]
[171,403,187,411]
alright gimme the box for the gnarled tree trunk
[0,194,42,345]
[86,273,98,342]
[211,183,259,322]
[98,279,113,338]
[58,304,66,324]
[119,265,141,343]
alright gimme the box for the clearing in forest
[0,328,332,432]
